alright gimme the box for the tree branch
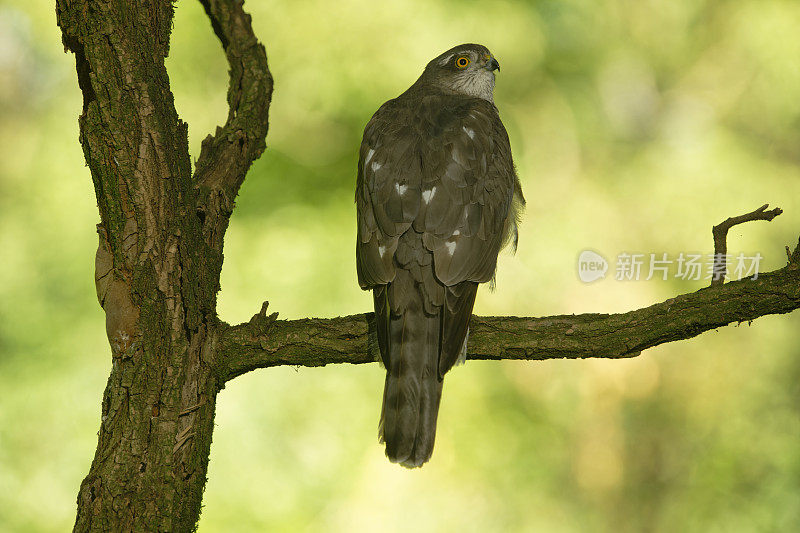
[711,203,783,286]
[194,0,273,213]
[217,253,800,383]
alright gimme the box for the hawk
[355,43,524,467]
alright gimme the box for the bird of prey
[355,43,524,467]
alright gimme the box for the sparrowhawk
[355,43,524,467]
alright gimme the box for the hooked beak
[487,57,500,72]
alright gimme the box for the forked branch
[711,203,783,286]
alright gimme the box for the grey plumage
[356,43,524,467]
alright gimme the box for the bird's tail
[378,299,443,468]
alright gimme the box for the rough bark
[56,1,799,531]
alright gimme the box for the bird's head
[420,43,500,102]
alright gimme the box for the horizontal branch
[217,257,800,384]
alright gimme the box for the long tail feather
[379,301,443,468]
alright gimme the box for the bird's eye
[455,56,470,69]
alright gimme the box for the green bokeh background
[1,0,799,531]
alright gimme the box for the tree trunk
[56,0,271,530]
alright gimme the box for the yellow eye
[455,56,470,69]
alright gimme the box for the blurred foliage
[1,0,799,531]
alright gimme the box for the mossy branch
[217,239,800,384]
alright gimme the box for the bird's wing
[356,100,423,289]
[415,98,524,376]
[416,98,523,287]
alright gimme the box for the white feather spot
[422,186,437,204]
[378,245,386,258]
[445,241,457,255]
[453,229,460,236]
[395,183,407,195]
[438,53,455,66]
[365,148,375,165]
[463,126,475,139]
[371,161,382,171]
